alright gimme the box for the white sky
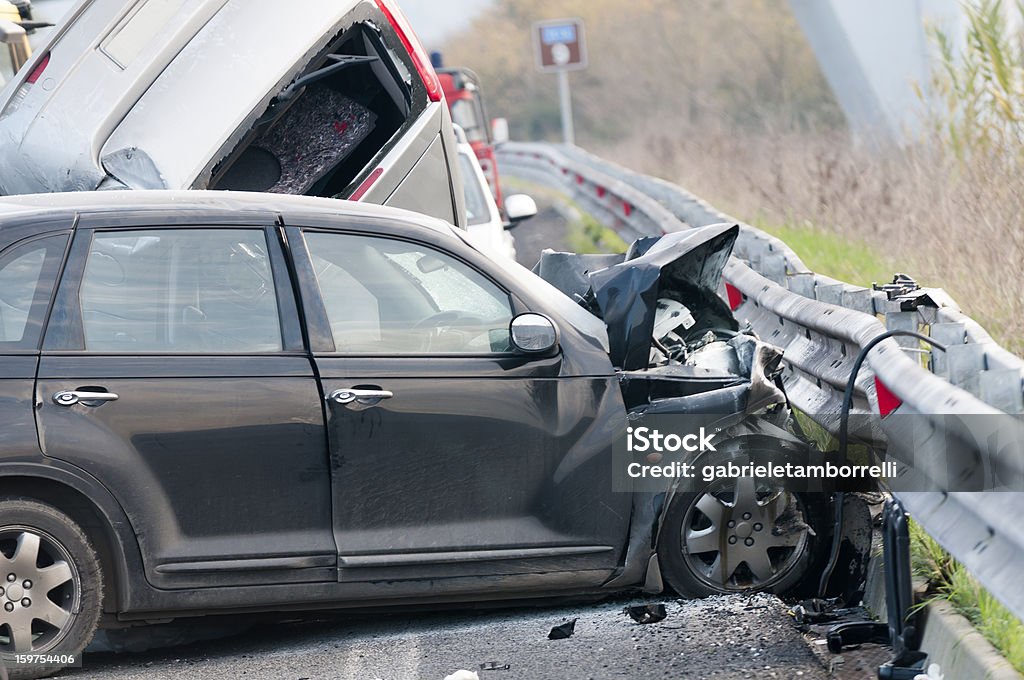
[399,0,493,50]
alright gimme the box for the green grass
[910,520,1024,673]
[566,212,629,255]
[748,217,896,288]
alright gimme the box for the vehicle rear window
[78,229,283,353]
[0,234,68,350]
[209,19,423,198]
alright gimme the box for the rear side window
[78,229,282,353]
[209,19,423,199]
[0,234,68,350]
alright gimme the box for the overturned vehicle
[0,0,466,225]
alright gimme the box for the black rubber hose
[817,329,947,598]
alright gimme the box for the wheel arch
[0,463,144,617]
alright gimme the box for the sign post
[533,18,587,146]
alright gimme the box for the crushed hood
[535,223,740,371]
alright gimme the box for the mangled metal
[535,223,788,420]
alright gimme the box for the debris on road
[624,603,668,624]
[547,618,578,640]
[478,661,511,671]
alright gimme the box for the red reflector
[374,0,443,102]
[349,167,383,201]
[623,201,632,217]
[874,377,902,417]
[596,186,606,198]
[26,53,50,84]
[725,282,743,311]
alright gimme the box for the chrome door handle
[53,390,119,407]
[328,388,393,409]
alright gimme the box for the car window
[79,229,282,353]
[458,152,493,226]
[305,232,513,354]
[205,18,421,198]
[0,235,67,349]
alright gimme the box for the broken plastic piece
[625,603,667,624]
[478,661,510,671]
[547,618,577,639]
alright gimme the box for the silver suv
[0,0,465,225]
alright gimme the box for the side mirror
[503,194,537,230]
[509,313,558,354]
[491,117,509,145]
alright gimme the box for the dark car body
[0,193,837,676]
[0,191,637,619]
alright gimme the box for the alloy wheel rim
[681,476,809,591]
[0,526,80,655]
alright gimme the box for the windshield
[450,98,485,143]
[458,152,493,226]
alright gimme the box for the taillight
[725,282,744,311]
[374,0,443,102]
[349,167,383,201]
[874,377,902,417]
[26,53,50,84]
[0,52,49,121]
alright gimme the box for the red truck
[433,58,504,214]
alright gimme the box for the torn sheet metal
[535,223,740,371]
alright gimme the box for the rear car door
[287,222,631,588]
[0,227,70,463]
[35,221,336,589]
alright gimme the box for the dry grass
[599,124,1024,354]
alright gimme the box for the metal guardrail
[498,141,1024,621]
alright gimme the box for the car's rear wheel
[658,476,829,598]
[0,499,102,680]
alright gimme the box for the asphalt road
[511,197,572,269]
[59,594,826,680]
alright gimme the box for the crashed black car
[0,191,834,677]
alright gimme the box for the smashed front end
[534,223,788,424]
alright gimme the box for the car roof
[0,190,461,237]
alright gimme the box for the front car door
[286,218,631,593]
[35,220,336,589]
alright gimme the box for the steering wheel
[412,311,489,352]
[413,310,464,330]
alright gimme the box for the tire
[657,439,832,599]
[0,499,103,680]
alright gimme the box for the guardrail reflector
[725,282,743,311]
[874,376,902,417]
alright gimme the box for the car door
[35,221,336,589]
[0,229,70,462]
[286,223,631,587]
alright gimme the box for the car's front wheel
[658,476,830,598]
[0,499,102,680]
